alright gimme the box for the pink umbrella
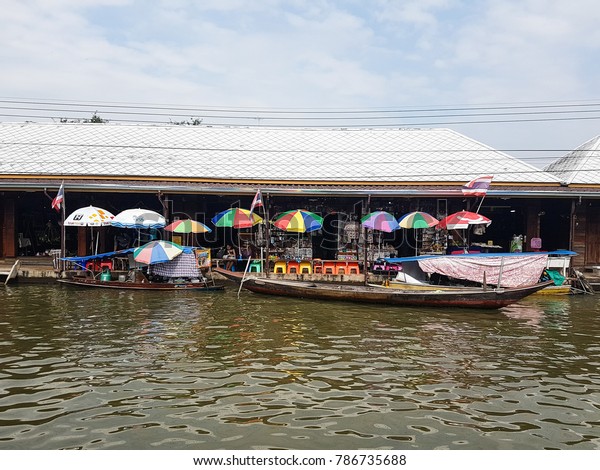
[438,211,491,230]
[361,211,400,233]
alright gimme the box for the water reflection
[0,284,599,449]
[502,297,571,327]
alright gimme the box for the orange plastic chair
[335,262,347,275]
[323,261,336,274]
[274,260,287,274]
[346,262,360,274]
[299,261,312,274]
[287,260,300,274]
[313,259,323,274]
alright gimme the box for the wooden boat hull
[383,281,572,296]
[530,285,572,296]
[57,277,225,291]
[215,268,553,309]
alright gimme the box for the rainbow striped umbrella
[271,209,323,233]
[165,219,212,233]
[399,211,439,255]
[398,211,439,229]
[361,211,399,233]
[211,208,263,229]
[133,240,183,265]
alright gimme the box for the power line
[3,97,600,114]
[5,104,600,121]
[3,98,600,123]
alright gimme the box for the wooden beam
[1,196,16,257]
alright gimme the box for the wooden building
[0,122,598,267]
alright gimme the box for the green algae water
[0,283,599,450]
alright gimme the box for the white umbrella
[65,205,115,227]
[111,208,166,247]
[111,208,166,229]
[64,205,115,254]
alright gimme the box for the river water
[1,282,599,450]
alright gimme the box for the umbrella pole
[363,194,371,286]
[415,229,418,256]
[264,193,271,278]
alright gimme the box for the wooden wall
[525,199,541,250]
[1,195,16,257]
[585,200,600,266]
[571,200,600,268]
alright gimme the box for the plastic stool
[287,260,300,274]
[347,262,360,274]
[85,261,99,271]
[99,260,113,271]
[299,261,312,274]
[249,260,262,273]
[323,261,336,274]
[335,262,347,275]
[313,259,323,274]
[274,260,287,274]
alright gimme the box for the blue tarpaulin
[61,246,196,264]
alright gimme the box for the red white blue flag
[462,175,493,197]
[51,182,64,211]
[249,189,263,214]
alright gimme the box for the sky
[2,0,600,167]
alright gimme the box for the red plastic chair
[85,261,100,271]
[99,260,113,270]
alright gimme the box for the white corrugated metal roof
[544,135,600,185]
[0,122,560,184]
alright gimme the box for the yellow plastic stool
[299,261,312,274]
[274,260,287,274]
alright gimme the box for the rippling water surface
[1,282,599,450]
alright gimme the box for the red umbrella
[438,211,491,230]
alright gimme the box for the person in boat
[223,244,237,270]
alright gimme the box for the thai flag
[462,175,493,197]
[51,182,64,211]
[249,189,263,214]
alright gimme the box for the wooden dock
[1,259,20,285]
